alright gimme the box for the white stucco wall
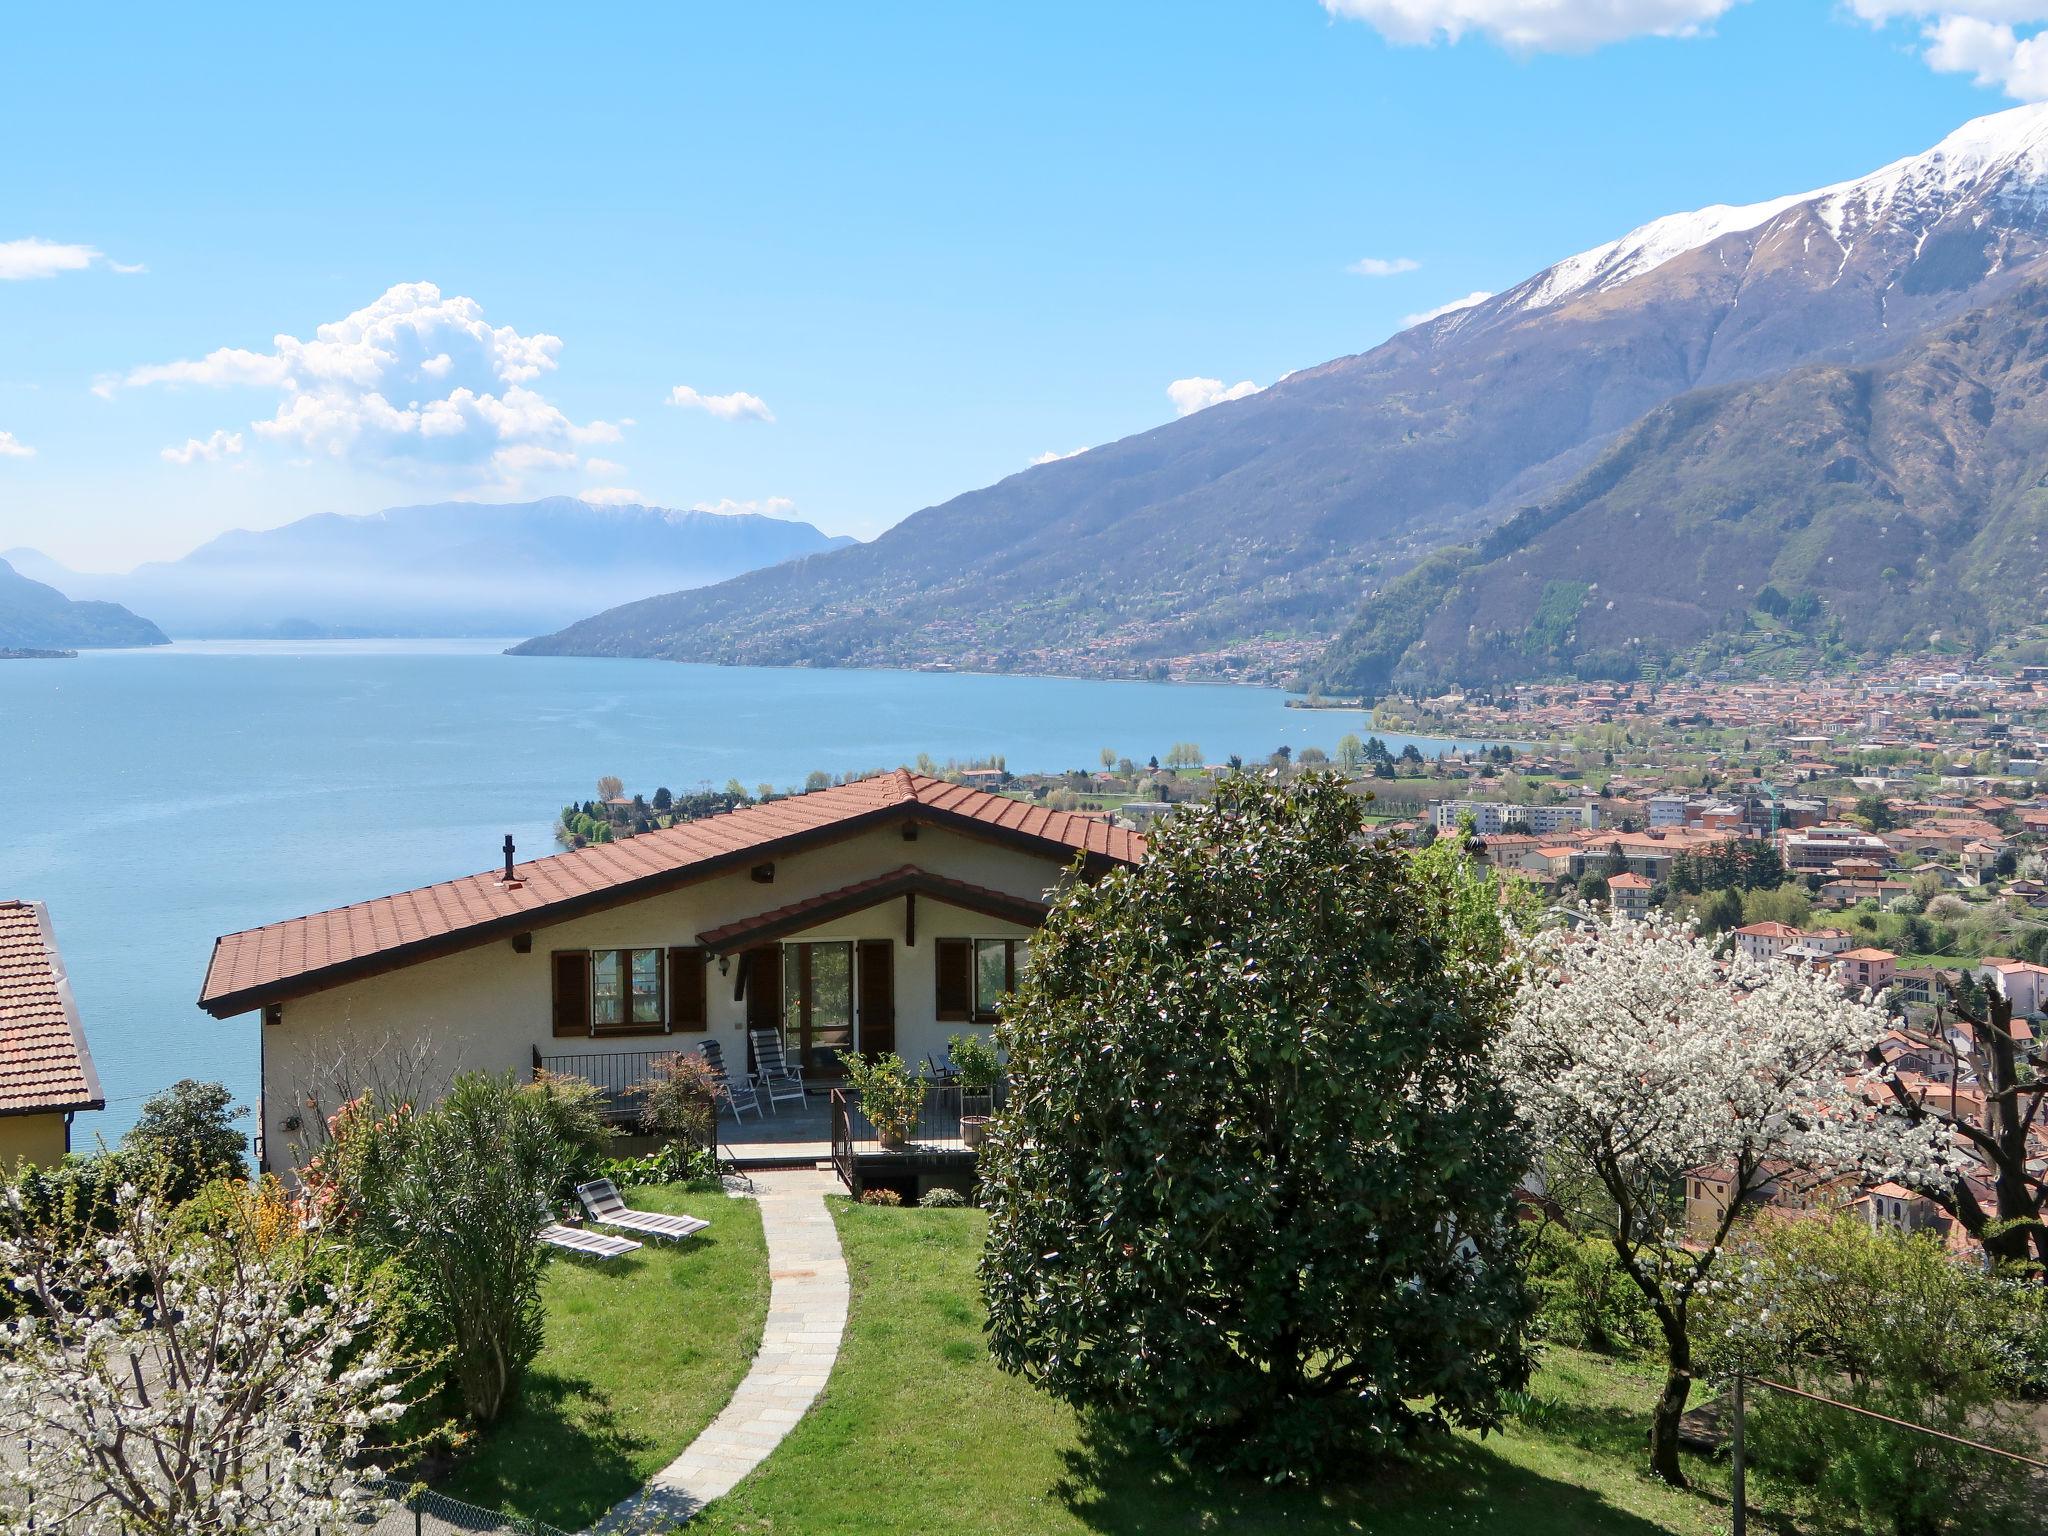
[250,823,1067,1171]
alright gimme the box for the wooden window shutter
[935,938,972,1022]
[551,950,592,1037]
[668,946,708,1032]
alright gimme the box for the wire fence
[363,1481,574,1536]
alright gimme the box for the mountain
[1317,277,2048,692]
[0,558,167,649]
[10,499,854,640]
[520,104,2048,683]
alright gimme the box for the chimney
[500,834,522,889]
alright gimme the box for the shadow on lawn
[438,1367,654,1525]
[1050,1418,1682,1536]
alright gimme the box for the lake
[0,641,1490,1148]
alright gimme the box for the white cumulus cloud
[1844,2,2048,99]
[161,429,244,465]
[0,431,34,458]
[0,238,143,281]
[1167,377,1262,417]
[1348,256,1422,276]
[1403,290,1494,326]
[104,282,621,483]
[667,384,775,423]
[1031,446,1090,465]
[580,486,645,506]
[1320,0,1739,52]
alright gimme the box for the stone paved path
[589,1168,847,1533]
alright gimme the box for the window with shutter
[551,951,592,1037]
[668,946,708,1031]
[935,937,972,1022]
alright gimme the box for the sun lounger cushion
[576,1179,712,1243]
[540,1223,641,1258]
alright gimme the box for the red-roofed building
[0,901,105,1167]
[200,771,1144,1175]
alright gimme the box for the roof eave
[200,794,1136,1017]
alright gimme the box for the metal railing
[829,1078,1007,1191]
[366,1479,573,1536]
[531,1045,675,1123]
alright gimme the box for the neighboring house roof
[0,901,106,1118]
[696,864,1050,952]
[200,770,1143,1017]
[1735,921,1802,939]
[1838,947,1898,962]
[1608,873,1653,889]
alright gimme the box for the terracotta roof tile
[201,772,1143,1015]
[0,901,105,1117]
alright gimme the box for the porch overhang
[696,864,1050,954]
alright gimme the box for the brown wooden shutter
[858,939,895,1056]
[668,946,708,1032]
[551,951,592,1037]
[935,938,972,1022]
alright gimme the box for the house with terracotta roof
[0,901,106,1167]
[199,771,1143,1175]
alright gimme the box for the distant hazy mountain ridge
[10,498,852,640]
[519,104,2048,685]
[0,558,166,649]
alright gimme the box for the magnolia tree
[0,1177,412,1536]
[1495,914,1952,1486]
[981,775,1535,1478]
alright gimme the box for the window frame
[590,945,669,1035]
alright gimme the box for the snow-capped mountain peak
[1470,101,2048,325]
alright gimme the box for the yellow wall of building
[0,1112,68,1170]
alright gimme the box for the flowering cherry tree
[0,1176,412,1536]
[1495,913,1952,1486]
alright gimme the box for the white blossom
[0,1181,412,1535]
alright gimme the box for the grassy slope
[696,1202,1733,1536]
[438,1187,769,1529]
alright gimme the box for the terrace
[534,1044,1004,1196]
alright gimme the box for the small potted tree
[949,1031,1001,1150]
[844,1051,922,1151]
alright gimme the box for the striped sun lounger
[576,1179,712,1243]
[540,1223,642,1259]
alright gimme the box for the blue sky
[0,0,2034,567]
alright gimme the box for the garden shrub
[919,1187,969,1208]
[859,1188,903,1207]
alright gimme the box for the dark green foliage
[122,1079,247,1200]
[1578,873,1610,903]
[979,775,1534,1479]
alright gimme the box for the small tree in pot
[845,1052,922,1150]
[948,1031,1001,1148]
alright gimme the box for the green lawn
[695,1201,1739,1536]
[438,1186,769,1529]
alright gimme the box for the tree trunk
[1648,1315,1692,1487]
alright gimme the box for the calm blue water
[0,642,1487,1146]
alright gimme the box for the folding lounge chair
[577,1178,711,1243]
[540,1223,641,1259]
[699,1040,762,1121]
[749,1026,809,1111]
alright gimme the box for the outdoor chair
[540,1223,641,1259]
[698,1039,762,1121]
[576,1178,711,1243]
[749,1026,809,1111]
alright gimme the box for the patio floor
[714,1097,836,1164]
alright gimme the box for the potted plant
[948,1031,1001,1149]
[844,1051,922,1151]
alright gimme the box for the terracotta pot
[878,1126,910,1151]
